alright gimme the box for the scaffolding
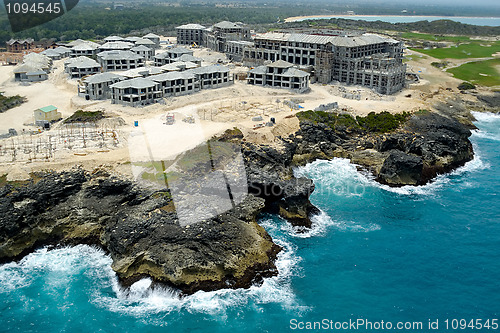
[0,124,120,163]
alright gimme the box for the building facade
[64,56,101,79]
[247,60,310,93]
[97,51,145,72]
[110,77,162,107]
[243,32,406,94]
[176,24,206,46]
[79,73,125,100]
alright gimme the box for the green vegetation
[64,110,105,123]
[412,41,500,59]
[447,59,500,87]
[457,82,477,90]
[0,94,26,113]
[296,110,411,133]
[401,32,471,43]
[356,111,411,133]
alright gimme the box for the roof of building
[131,45,152,52]
[40,49,61,57]
[104,35,124,41]
[7,38,34,45]
[176,23,206,30]
[110,77,158,89]
[53,46,71,53]
[26,70,47,76]
[255,32,398,47]
[189,64,229,75]
[173,54,202,63]
[124,36,142,42]
[143,33,160,39]
[13,64,43,74]
[65,56,100,68]
[268,60,294,68]
[38,105,57,113]
[72,43,98,51]
[120,67,163,78]
[214,21,244,29]
[158,64,181,72]
[283,67,310,78]
[100,41,134,50]
[83,72,124,84]
[169,61,199,69]
[248,66,267,75]
[97,50,143,61]
[135,38,156,46]
[150,71,195,82]
[66,39,100,48]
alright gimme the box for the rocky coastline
[0,105,482,295]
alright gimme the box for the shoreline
[284,14,500,23]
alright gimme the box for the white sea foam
[471,111,500,123]
[0,242,305,319]
[0,245,111,293]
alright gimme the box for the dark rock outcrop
[0,169,281,294]
[292,111,474,186]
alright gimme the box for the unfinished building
[97,51,145,72]
[243,32,406,94]
[79,73,125,100]
[150,71,200,97]
[110,77,162,107]
[176,24,206,46]
[247,60,310,93]
[203,21,251,53]
[65,56,101,79]
[131,45,155,61]
[190,65,233,89]
[153,47,194,66]
[143,33,161,49]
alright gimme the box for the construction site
[0,20,473,180]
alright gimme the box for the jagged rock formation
[292,111,474,186]
[0,169,281,294]
[0,109,476,293]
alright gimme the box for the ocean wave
[0,242,305,320]
[0,245,112,293]
[94,236,306,320]
[294,148,488,198]
[471,111,500,123]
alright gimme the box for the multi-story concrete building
[79,72,125,100]
[131,45,155,61]
[150,71,200,97]
[176,24,206,46]
[64,56,101,79]
[190,65,233,89]
[203,21,251,53]
[153,47,194,66]
[225,40,254,62]
[110,77,162,106]
[97,51,145,72]
[143,33,161,49]
[243,31,406,94]
[247,60,310,93]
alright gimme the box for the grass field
[447,58,500,86]
[411,41,500,59]
[401,32,472,43]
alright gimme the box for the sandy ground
[0,45,486,179]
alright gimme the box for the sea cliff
[0,108,477,294]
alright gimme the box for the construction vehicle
[182,115,195,124]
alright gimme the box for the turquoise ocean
[1,112,499,333]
